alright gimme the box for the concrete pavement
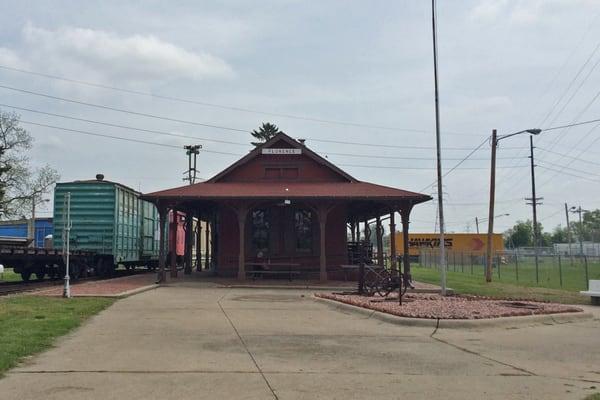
[1,281,599,399]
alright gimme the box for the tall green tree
[251,122,284,146]
[0,110,59,218]
[504,220,535,248]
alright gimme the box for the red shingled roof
[143,181,431,202]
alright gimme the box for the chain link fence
[418,249,599,291]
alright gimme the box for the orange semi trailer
[394,233,504,257]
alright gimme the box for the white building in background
[554,242,600,257]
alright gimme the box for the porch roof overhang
[142,181,432,204]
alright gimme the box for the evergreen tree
[251,122,284,146]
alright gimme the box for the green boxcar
[53,177,160,270]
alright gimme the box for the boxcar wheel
[34,269,46,281]
[95,259,106,277]
[70,262,81,280]
[21,271,32,282]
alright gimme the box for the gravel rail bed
[315,292,583,320]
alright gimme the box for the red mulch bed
[316,292,583,320]
[33,273,156,297]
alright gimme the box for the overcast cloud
[1,0,600,233]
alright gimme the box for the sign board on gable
[261,148,302,155]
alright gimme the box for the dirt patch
[316,292,583,319]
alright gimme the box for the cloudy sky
[1,0,600,233]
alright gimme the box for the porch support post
[317,205,332,282]
[205,220,210,269]
[156,205,167,284]
[170,211,178,278]
[184,209,193,275]
[196,217,202,271]
[350,221,356,242]
[389,212,397,272]
[400,205,412,287]
[236,204,249,280]
[356,222,360,241]
[376,216,384,266]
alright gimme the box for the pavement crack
[218,298,279,400]
[430,318,440,337]
[430,335,537,376]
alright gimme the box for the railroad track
[0,269,151,296]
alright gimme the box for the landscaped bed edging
[314,293,592,329]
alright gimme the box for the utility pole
[565,202,574,266]
[431,0,446,295]
[485,130,497,282]
[525,135,543,283]
[475,217,480,234]
[183,145,202,184]
[486,129,540,283]
[571,206,587,259]
[28,193,36,248]
[183,145,201,275]
[62,192,72,299]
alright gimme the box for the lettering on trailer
[262,148,302,155]
[408,237,453,248]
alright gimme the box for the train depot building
[143,133,431,281]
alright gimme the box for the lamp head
[527,129,542,135]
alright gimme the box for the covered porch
[143,183,430,283]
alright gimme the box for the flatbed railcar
[2,244,94,281]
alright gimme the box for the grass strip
[411,267,588,304]
[0,296,114,375]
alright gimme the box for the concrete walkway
[2,281,599,399]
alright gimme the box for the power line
[323,151,522,161]
[0,64,484,137]
[21,119,528,172]
[544,46,600,129]
[536,120,600,188]
[543,116,600,131]
[337,163,526,171]
[537,165,599,183]
[537,146,600,167]
[0,103,253,147]
[0,103,527,160]
[0,84,504,151]
[19,120,242,155]
[538,39,600,127]
[0,84,249,133]
[419,136,489,192]
[538,159,600,178]
[305,136,514,151]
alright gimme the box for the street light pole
[486,128,541,283]
[485,129,498,282]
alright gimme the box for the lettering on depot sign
[408,238,453,248]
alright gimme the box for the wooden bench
[245,262,301,281]
[580,280,600,305]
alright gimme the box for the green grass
[583,394,600,400]
[419,256,600,292]
[412,266,589,304]
[0,268,22,282]
[0,296,114,375]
